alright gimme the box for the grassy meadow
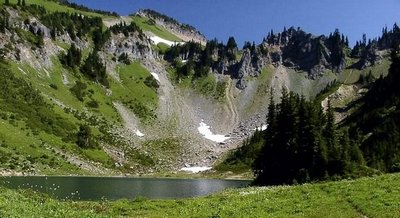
[0,173,398,217]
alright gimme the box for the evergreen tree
[22,0,26,7]
[92,28,111,50]
[345,47,400,172]
[226,36,237,50]
[17,0,21,6]
[60,43,82,69]
[324,99,344,176]
[5,0,9,5]
[226,36,238,61]
[80,51,108,87]
[76,125,96,148]
[50,27,56,40]
[254,88,364,185]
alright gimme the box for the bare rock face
[264,27,348,79]
[211,49,264,90]
[209,27,351,88]
[104,32,155,61]
[236,49,262,78]
[22,17,51,38]
[0,9,63,69]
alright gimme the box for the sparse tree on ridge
[226,36,237,50]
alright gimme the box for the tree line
[165,37,239,80]
[222,47,400,186]
[252,89,364,185]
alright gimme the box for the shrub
[70,81,87,101]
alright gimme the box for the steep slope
[0,0,396,177]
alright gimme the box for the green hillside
[131,16,182,42]
[0,0,161,175]
[0,0,112,18]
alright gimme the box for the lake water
[0,176,250,200]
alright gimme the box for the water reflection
[0,176,250,200]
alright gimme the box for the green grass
[10,56,121,124]
[7,58,119,171]
[81,148,112,166]
[169,68,225,101]
[194,73,217,96]
[242,67,274,117]
[132,16,182,42]
[0,173,399,217]
[1,0,111,18]
[111,62,158,121]
[339,58,391,84]
[0,117,83,175]
[152,42,170,54]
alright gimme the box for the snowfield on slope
[198,121,230,143]
[253,124,268,131]
[150,72,160,82]
[180,166,212,173]
[135,130,145,137]
[149,35,183,46]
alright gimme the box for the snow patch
[135,130,145,137]
[254,124,268,131]
[149,35,182,47]
[180,167,212,173]
[198,121,230,143]
[150,72,160,82]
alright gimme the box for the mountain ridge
[0,0,397,178]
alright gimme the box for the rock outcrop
[208,27,350,89]
[264,27,347,79]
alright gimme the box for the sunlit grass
[132,16,182,42]
[1,0,111,18]
[0,173,399,217]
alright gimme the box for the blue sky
[70,0,400,47]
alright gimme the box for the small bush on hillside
[86,99,99,108]
[144,76,159,91]
[76,124,97,149]
[49,83,58,90]
[70,80,87,101]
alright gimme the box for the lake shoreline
[0,170,252,181]
[0,167,254,180]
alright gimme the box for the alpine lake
[0,176,250,200]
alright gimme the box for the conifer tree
[76,125,96,148]
[80,51,108,87]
